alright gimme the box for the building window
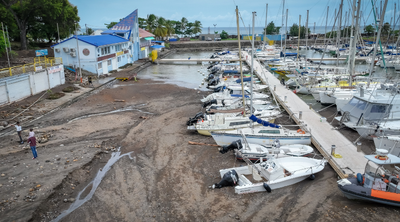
[118,56,121,62]
[101,48,104,55]
[98,62,102,69]
[107,59,111,66]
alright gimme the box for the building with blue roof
[51,9,140,75]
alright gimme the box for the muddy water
[138,51,216,91]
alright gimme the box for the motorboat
[192,110,280,136]
[219,139,314,161]
[212,154,326,194]
[373,136,400,157]
[337,149,400,207]
[201,87,269,103]
[210,115,311,146]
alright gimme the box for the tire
[263,183,272,193]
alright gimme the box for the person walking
[88,76,94,87]
[27,129,38,159]
[11,122,23,144]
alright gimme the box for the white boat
[219,139,314,161]
[193,110,280,136]
[215,155,326,194]
[201,88,269,103]
[373,136,400,157]
[211,126,311,146]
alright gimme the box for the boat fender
[308,174,315,180]
[357,173,364,185]
[263,183,272,193]
[293,90,297,94]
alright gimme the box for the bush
[62,86,79,92]
[47,92,65,100]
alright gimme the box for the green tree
[1,0,80,49]
[185,22,194,37]
[364,24,374,36]
[138,17,146,29]
[146,14,157,32]
[180,17,188,37]
[263,21,280,35]
[86,28,94,35]
[289,24,309,38]
[0,30,10,56]
[164,20,175,37]
[382,22,391,35]
[192,20,202,36]
[220,30,228,39]
[105,22,118,29]
[153,17,167,39]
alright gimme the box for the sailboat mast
[297,15,301,61]
[284,9,288,62]
[348,0,356,86]
[251,11,256,117]
[263,4,268,50]
[305,10,309,70]
[324,6,329,51]
[368,0,389,86]
[281,0,285,52]
[235,6,246,116]
[336,0,343,67]
[350,0,361,87]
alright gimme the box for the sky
[70,0,400,30]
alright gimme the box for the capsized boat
[212,154,326,194]
[337,149,400,207]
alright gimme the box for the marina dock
[156,58,240,64]
[242,51,367,179]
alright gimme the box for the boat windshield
[364,161,385,178]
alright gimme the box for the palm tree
[165,20,175,37]
[192,20,202,36]
[154,17,167,39]
[146,14,157,32]
[180,17,188,37]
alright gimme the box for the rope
[315,102,336,113]
[7,91,48,121]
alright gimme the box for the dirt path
[1,75,400,222]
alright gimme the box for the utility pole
[74,23,82,81]
[5,26,11,52]
[1,22,10,70]
[57,23,60,43]
[213,24,217,41]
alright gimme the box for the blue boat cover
[224,70,239,74]
[249,115,280,128]
[236,77,251,83]
[231,94,250,98]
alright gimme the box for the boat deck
[242,51,367,178]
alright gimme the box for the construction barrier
[0,57,62,78]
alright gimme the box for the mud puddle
[53,148,134,222]
[68,104,153,123]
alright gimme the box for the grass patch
[222,38,238,41]
[62,86,79,93]
[47,92,65,100]
[190,38,199,41]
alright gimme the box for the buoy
[309,174,315,180]
[263,183,272,193]
[194,88,197,90]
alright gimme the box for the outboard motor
[186,112,204,126]
[219,140,243,154]
[207,74,215,81]
[211,170,239,189]
[207,65,214,69]
[202,99,217,108]
[208,78,219,87]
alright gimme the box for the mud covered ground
[1,74,400,222]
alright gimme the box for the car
[215,37,221,41]
[206,37,212,41]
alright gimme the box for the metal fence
[0,57,62,79]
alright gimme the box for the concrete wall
[0,65,65,105]
[199,34,221,41]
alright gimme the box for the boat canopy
[365,154,400,165]
[235,77,251,83]
[249,114,280,128]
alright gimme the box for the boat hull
[211,132,311,146]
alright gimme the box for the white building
[52,35,131,75]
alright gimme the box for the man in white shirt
[11,122,23,144]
